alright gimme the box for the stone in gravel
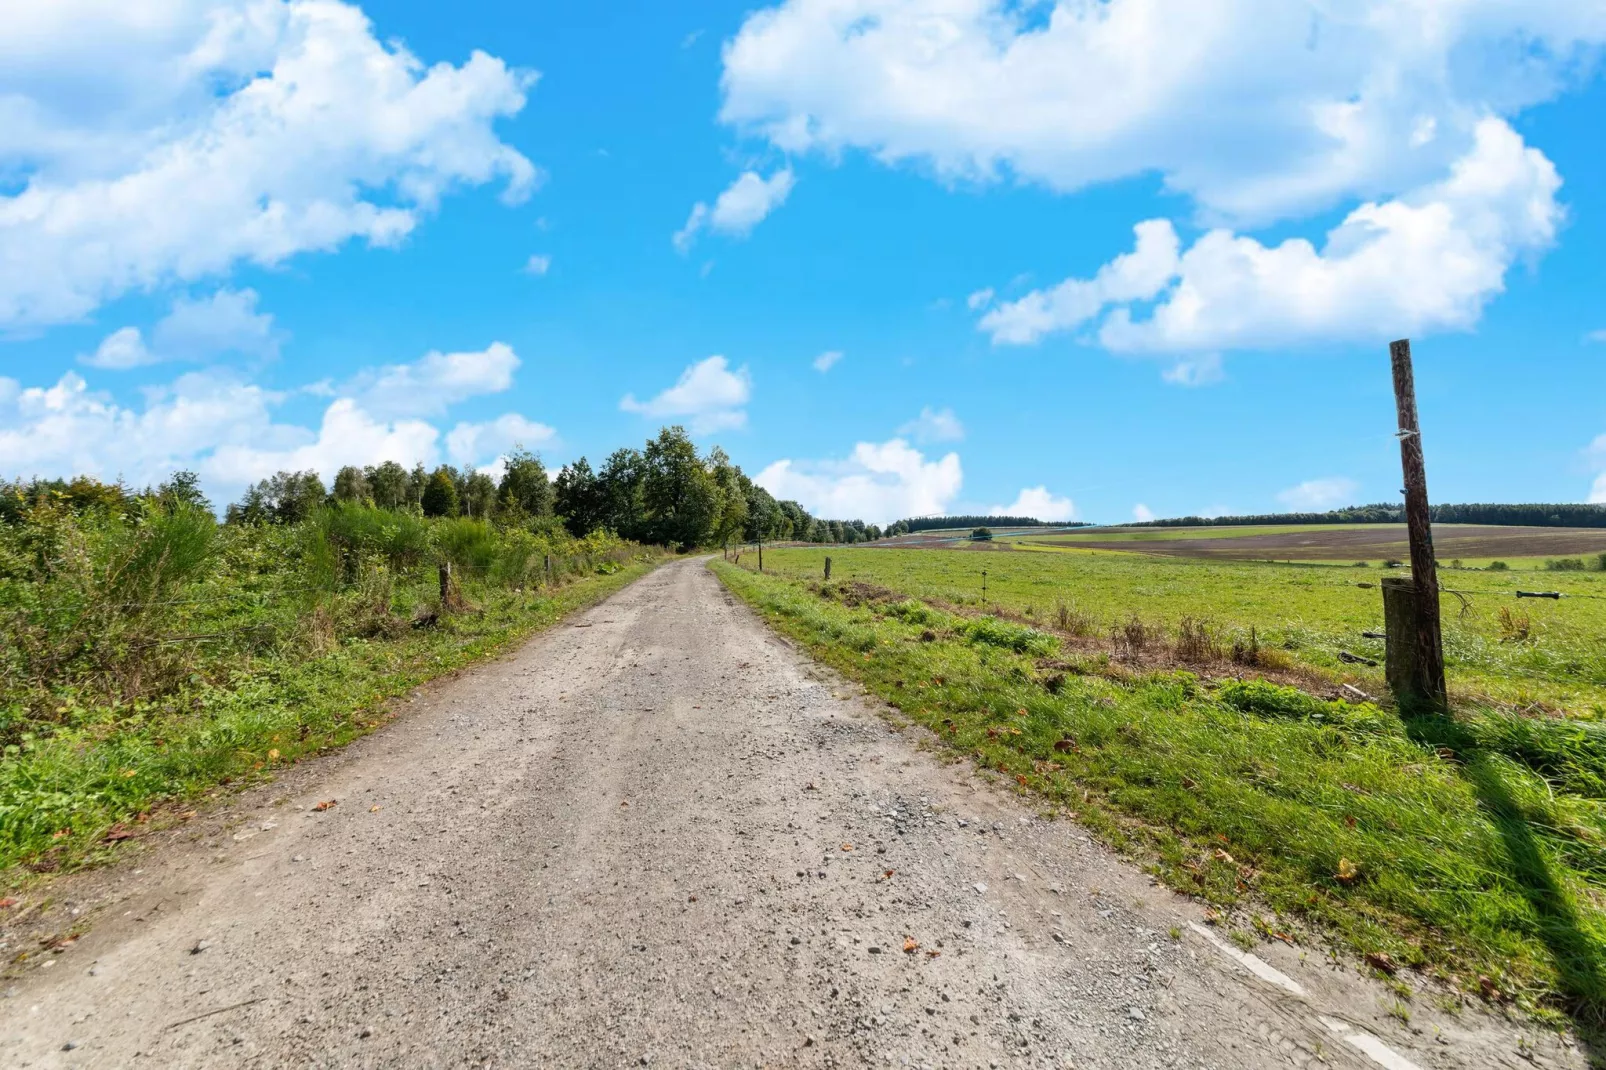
[360,1026,373,1039]
[974,883,987,894]
[1128,1007,1145,1021]
[62,1040,79,1051]
[868,946,883,955]
[189,939,210,955]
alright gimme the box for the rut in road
[0,559,1578,1069]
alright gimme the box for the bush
[1545,558,1587,572]
[1487,560,1510,571]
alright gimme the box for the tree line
[1133,503,1606,529]
[4,426,886,549]
[889,515,1084,535]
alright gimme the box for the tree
[462,470,498,518]
[555,457,607,536]
[598,447,647,541]
[366,461,411,510]
[498,446,553,518]
[709,449,750,550]
[972,526,994,541]
[332,465,370,504]
[641,426,720,549]
[155,470,211,513]
[421,466,460,518]
[228,470,326,525]
[408,463,429,510]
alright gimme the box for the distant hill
[1132,503,1606,529]
[894,515,1092,534]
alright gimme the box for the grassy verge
[711,559,1606,1034]
[1,557,660,885]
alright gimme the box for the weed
[1387,1000,1411,1024]
[1055,600,1096,638]
[1175,616,1222,663]
[1498,606,1532,643]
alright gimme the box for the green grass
[1019,523,1382,543]
[748,546,1606,717]
[711,557,1606,1032]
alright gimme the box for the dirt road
[0,560,1580,1069]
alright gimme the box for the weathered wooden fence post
[1386,338,1447,710]
[438,561,452,604]
[544,553,552,586]
[824,556,832,581]
[757,535,763,574]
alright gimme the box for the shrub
[1487,560,1510,571]
[1545,558,1587,572]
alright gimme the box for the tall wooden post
[1388,339,1447,710]
[757,535,763,574]
[824,556,832,581]
[438,562,452,604]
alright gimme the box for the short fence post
[1381,577,1423,704]
[824,556,832,581]
[438,562,452,604]
[544,554,552,586]
[758,537,763,574]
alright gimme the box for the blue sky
[3,0,1604,525]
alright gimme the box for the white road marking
[1319,1016,1425,1070]
[1187,922,1306,998]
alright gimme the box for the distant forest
[892,516,1091,534]
[1133,503,1606,529]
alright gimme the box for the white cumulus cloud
[444,413,556,467]
[674,168,795,252]
[898,406,964,443]
[620,356,752,433]
[720,0,1602,226]
[991,486,1076,523]
[1133,503,1156,523]
[82,288,283,369]
[757,437,962,526]
[812,349,844,373]
[1276,476,1360,511]
[0,0,537,329]
[1,349,550,506]
[983,120,1562,354]
[524,254,552,276]
[349,342,520,419]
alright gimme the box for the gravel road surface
[0,559,1582,1069]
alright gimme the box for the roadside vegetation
[0,426,890,884]
[712,548,1606,1032]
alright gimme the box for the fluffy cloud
[757,437,961,525]
[1276,476,1360,511]
[674,168,795,251]
[721,0,1602,226]
[898,406,964,443]
[991,486,1076,523]
[444,413,556,467]
[966,288,995,311]
[524,254,552,276]
[349,342,520,418]
[983,120,1561,353]
[812,349,844,372]
[1132,504,1156,523]
[2,343,544,505]
[83,288,281,369]
[620,356,752,433]
[0,0,536,329]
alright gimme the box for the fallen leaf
[178,811,197,821]
[1365,951,1398,976]
[52,828,72,840]
[1344,815,1357,829]
[1272,931,1295,946]
[103,826,136,843]
[1335,857,1360,885]
[882,870,895,881]
[121,769,137,778]
[369,805,382,813]
[1015,775,1028,786]
[0,898,18,909]
[840,843,853,852]
[267,749,280,761]
[1179,776,1196,790]
[688,895,698,903]
[312,800,337,812]
[1213,848,1235,865]
[1016,708,1028,717]
[926,949,941,958]
[902,937,920,953]
[1477,975,1501,1001]
[1053,739,1078,753]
